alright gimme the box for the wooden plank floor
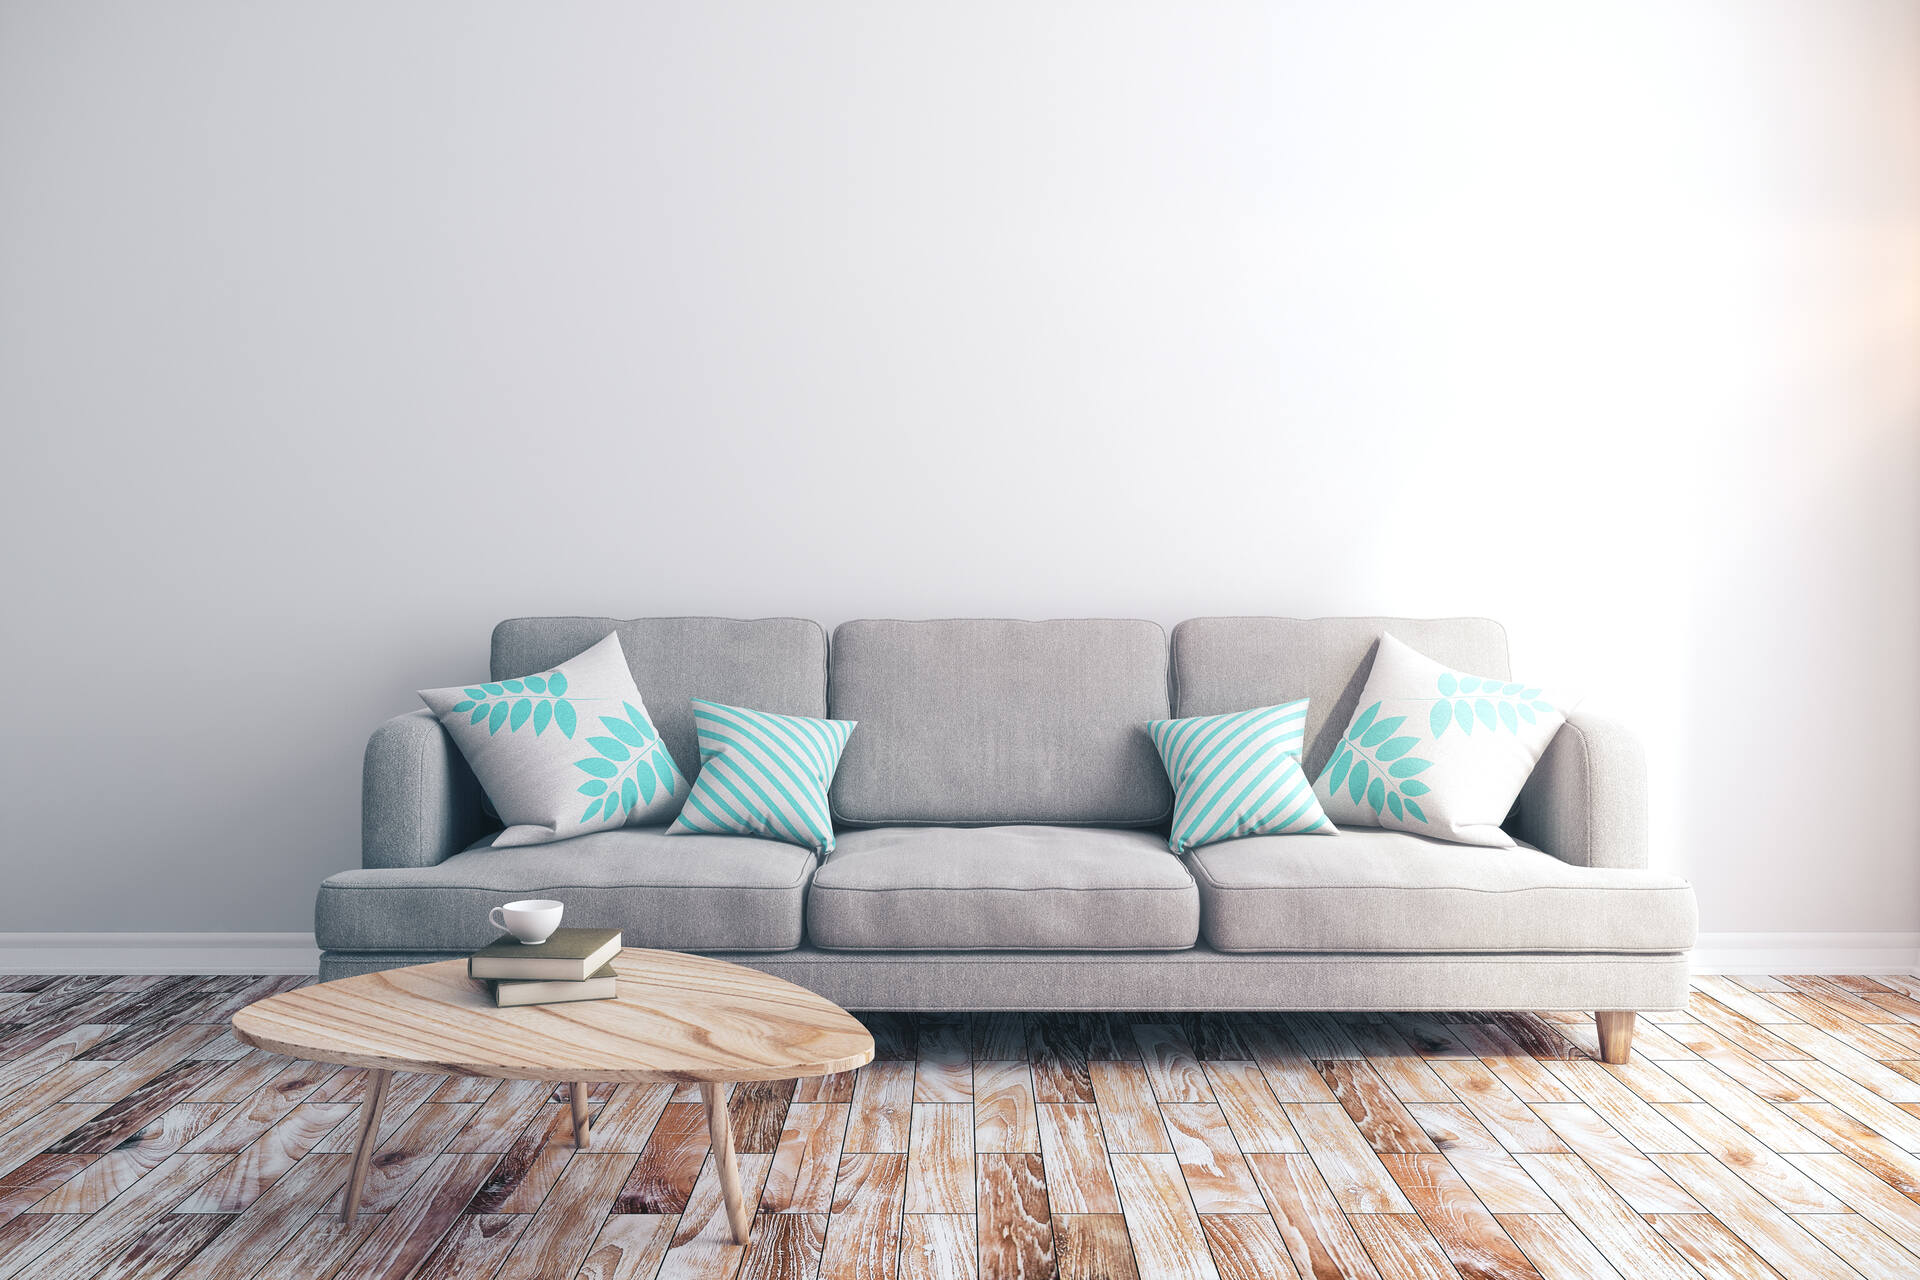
[4,976,1920,1278]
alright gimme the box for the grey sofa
[317,616,1697,1061]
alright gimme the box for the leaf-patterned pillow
[419,632,688,848]
[1311,633,1574,847]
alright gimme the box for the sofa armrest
[361,710,491,870]
[1511,711,1648,870]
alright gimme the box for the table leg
[341,1068,392,1223]
[570,1082,591,1149]
[700,1081,750,1244]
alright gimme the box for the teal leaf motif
[1350,703,1380,741]
[578,779,608,796]
[1459,676,1481,694]
[509,699,531,731]
[1455,701,1474,735]
[636,765,657,805]
[620,776,639,814]
[1360,715,1405,749]
[555,699,577,738]
[607,717,647,749]
[654,753,677,793]
[1430,702,1451,738]
[1438,672,1457,697]
[1366,778,1385,813]
[469,705,489,726]
[1499,703,1519,732]
[525,675,547,693]
[1404,798,1428,823]
[1348,759,1370,804]
[1532,700,1552,712]
[1376,736,1418,762]
[1522,687,1541,699]
[588,736,630,762]
[487,703,508,734]
[1475,699,1496,729]
[1400,779,1431,796]
[1325,746,1353,793]
[1387,792,1404,820]
[533,701,553,735]
[623,704,656,741]
[576,757,618,779]
[452,700,475,714]
[463,688,488,700]
[483,683,505,696]
[1502,682,1523,695]
[503,679,524,693]
[1389,758,1432,779]
[1518,704,1537,724]
[548,672,568,696]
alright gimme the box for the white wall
[2,1,1916,942]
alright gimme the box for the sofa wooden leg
[1596,1011,1636,1064]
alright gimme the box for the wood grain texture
[899,1212,976,1280]
[1162,1103,1264,1214]
[1058,1213,1141,1280]
[904,1104,974,1215]
[1090,1061,1172,1154]
[16,975,1920,1279]
[1380,1153,1542,1280]
[1110,1154,1221,1280]
[1038,1104,1120,1215]
[231,950,874,1083]
[1245,1151,1382,1280]
[761,1102,847,1214]
[977,1152,1052,1280]
[846,1060,915,1154]
[614,1101,707,1213]
[973,1061,1039,1153]
[1195,1214,1292,1280]
[820,1152,905,1280]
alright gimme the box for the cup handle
[489,906,507,934]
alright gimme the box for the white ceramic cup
[489,899,564,945]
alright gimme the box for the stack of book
[468,927,623,1007]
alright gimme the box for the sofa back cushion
[828,618,1174,826]
[491,617,827,781]
[1172,617,1509,777]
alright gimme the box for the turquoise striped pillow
[666,699,856,853]
[1147,701,1336,852]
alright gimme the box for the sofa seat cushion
[807,826,1199,951]
[1187,829,1697,954]
[315,826,814,953]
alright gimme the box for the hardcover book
[467,927,622,982]
[485,963,618,1008]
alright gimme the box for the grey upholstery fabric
[1186,828,1696,954]
[807,826,1198,951]
[362,711,492,870]
[828,619,1173,826]
[318,946,1691,1012]
[1172,618,1511,778]
[1511,712,1649,870]
[491,617,827,781]
[317,826,814,952]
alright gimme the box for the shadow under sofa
[316,615,1698,1062]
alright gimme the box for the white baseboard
[1691,932,1920,976]
[0,932,320,975]
[1,930,1913,979]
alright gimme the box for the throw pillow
[667,699,856,852]
[1148,700,1336,851]
[419,632,688,848]
[1313,632,1572,847]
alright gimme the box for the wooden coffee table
[231,947,873,1242]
